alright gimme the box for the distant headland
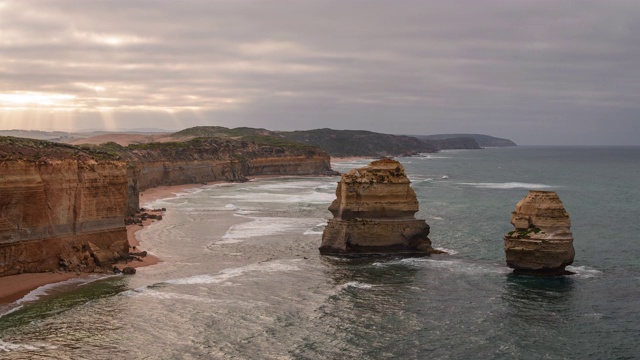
[0,126,517,158]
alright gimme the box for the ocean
[1,146,639,359]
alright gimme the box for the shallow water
[1,146,639,359]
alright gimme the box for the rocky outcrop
[0,137,129,276]
[504,190,574,275]
[319,159,433,256]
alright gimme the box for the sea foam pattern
[458,182,555,189]
[163,260,301,285]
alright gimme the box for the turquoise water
[1,147,639,359]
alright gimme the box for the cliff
[116,137,334,213]
[504,190,575,275]
[0,137,129,276]
[319,159,433,256]
[0,135,335,277]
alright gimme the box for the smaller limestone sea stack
[504,190,575,275]
[319,158,434,256]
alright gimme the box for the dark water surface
[1,146,639,359]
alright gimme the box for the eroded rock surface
[320,159,433,256]
[504,190,574,275]
[0,138,129,276]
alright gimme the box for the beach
[0,183,212,306]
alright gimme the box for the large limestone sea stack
[319,158,434,256]
[504,190,575,275]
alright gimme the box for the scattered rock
[113,266,122,274]
[122,267,136,275]
[504,190,575,276]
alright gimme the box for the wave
[209,191,335,204]
[13,275,110,306]
[339,281,376,290]
[458,182,555,189]
[433,247,459,255]
[566,265,602,278]
[372,258,510,274]
[162,260,301,286]
[0,340,58,353]
[217,216,325,242]
[416,154,452,159]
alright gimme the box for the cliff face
[0,135,335,277]
[122,138,334,213]
[0,138,129,276]
[320,159,433,256]
[504,190,574,275]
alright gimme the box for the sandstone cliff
[0,137,129,276]
[117,137,335,213]
[0,135,336,276]
[504,190,574,275]
[320,159,433,256]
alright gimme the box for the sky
[1,1,639,145]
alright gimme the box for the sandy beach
[0,182,214,306]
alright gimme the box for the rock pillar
[504,190,575,275]
[319,158,433,256]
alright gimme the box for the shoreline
[0,182,219,307]
[0,173,335,307]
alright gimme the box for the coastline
[0,182,215,307]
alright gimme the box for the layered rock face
[124,139,334,214]
[319,159,433,256]
[0,135,335,277]
[504,190,574,275]
[0,140,129,276]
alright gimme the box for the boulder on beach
[319,158,434,256]
[504,190,575,275]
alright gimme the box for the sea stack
[319,158,433,256]
[504,190,575,275]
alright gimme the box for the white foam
[566,265,602,278]
[458,182,554,189]
[417,154,451,159]
[372,258,510,274]
[15,275,108,305]
[303,230,324,235]
[0,340,58,352]
[434,247,459,255]
[210,191,335,204]
[252,181,330,191]
[219,217,325,242]
[340,281,375,290]
[163,260,301,285]
[0,305,23,319]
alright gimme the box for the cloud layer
[1,0,639,144]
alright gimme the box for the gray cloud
[1,0,639,144]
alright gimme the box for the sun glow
[0,92,77,108]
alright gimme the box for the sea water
[1,146,639,359]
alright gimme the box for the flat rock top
[342,158,409,184]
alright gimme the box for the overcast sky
[1,0,639,145]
